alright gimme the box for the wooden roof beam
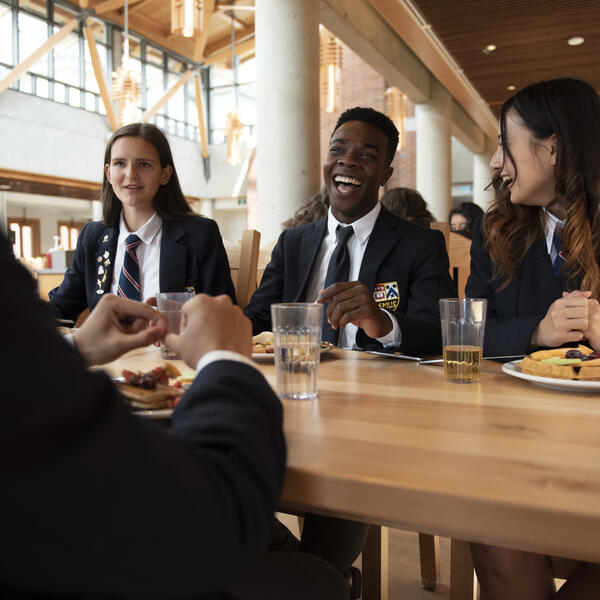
[203,37,254,65]
[194,0,216,62]
[204,24,254,56]
[140,69,195,122]
[93,0,146,16]
[83,21,118,131]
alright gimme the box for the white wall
[451,136,473,184]
[0,89,250,244]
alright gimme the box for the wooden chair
[431,222,472,298]
[227,229,261,308]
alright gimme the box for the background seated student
[245,106,457,357]
[465,77,600,599]
[49,123,235,324]
[380,186,436,229]
[0,232,350,600]
[282,187,329,229]
[448,201,484,239]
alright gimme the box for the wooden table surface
[104,347,600,565]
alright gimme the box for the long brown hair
[282,188,329,230]
[381,187,435,228]
[102,123,194,226]
[484,78,600,296]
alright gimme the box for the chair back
[227,229,261,308]
[431,222,472,298]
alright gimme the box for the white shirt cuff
[376,309,402,347]
[195,350,260,375]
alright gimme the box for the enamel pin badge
[373,281,400,311]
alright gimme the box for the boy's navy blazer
[466,219,565,356]
[49,215,236,322]
[245,206,457,356]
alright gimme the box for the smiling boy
[245,106,456,356]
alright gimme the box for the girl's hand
[530,291,591,348]
[583,298,600,350]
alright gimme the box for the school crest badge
[373,281,400,311]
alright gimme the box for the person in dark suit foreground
[0,232,349,599]
[49,123,235,323]
[466,78,600,599]
[245,107,456,356]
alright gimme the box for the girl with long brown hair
[467,78,600,598]
[466,78,600,357]
[49,123,235,322]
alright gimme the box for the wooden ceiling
[410,0,600,113]
[69,0,255,64]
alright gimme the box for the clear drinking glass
[271,303,323,400]
[156,291,195,359]
[439,298,487,383]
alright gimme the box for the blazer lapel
[160,220,188,293]
[518,238,562,316]
[93,227,117,299]
[358,207,401,291]
[295,218,327,301]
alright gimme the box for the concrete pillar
[255,0,321,243]
[92,200,102,222]
[473,138,496,210]
[416,79,452,222]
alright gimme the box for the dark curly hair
[333,107,399,166]
[484,78,600,295]
[102,123,193,226]
[381,187,435,228]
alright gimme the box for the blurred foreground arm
[0,233,285,597]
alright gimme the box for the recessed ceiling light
[507,85,516,91]
[486,44,497,52]
[567,36,585,46]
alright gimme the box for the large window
[8,218,41,259]
[0,0,255,145]
[209,58,256,145]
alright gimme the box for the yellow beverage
[443,345,483,383]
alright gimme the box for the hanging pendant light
[172,0,204,38]
[385,86,407,151]
[112,0,140,126]
[319,27,342,113]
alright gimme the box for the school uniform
[245,204,457,356]
[48,214,236,322]
[466,214,567,356]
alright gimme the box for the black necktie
[322,225,354,344]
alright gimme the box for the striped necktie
[322,225,354,345]
[551,228,565,282]
[117,234,142,301]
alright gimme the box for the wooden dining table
[104,346,600,599]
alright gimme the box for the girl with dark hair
[467,78,600,598]
[448,201,484,238]
[49,123,235,322]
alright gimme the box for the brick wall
[319,42,416,192]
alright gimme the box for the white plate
[132,408,173,419]
[502,360,600,392]
[366,350,422,361]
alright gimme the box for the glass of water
[156,291,195,359]
[271,303,323,400]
